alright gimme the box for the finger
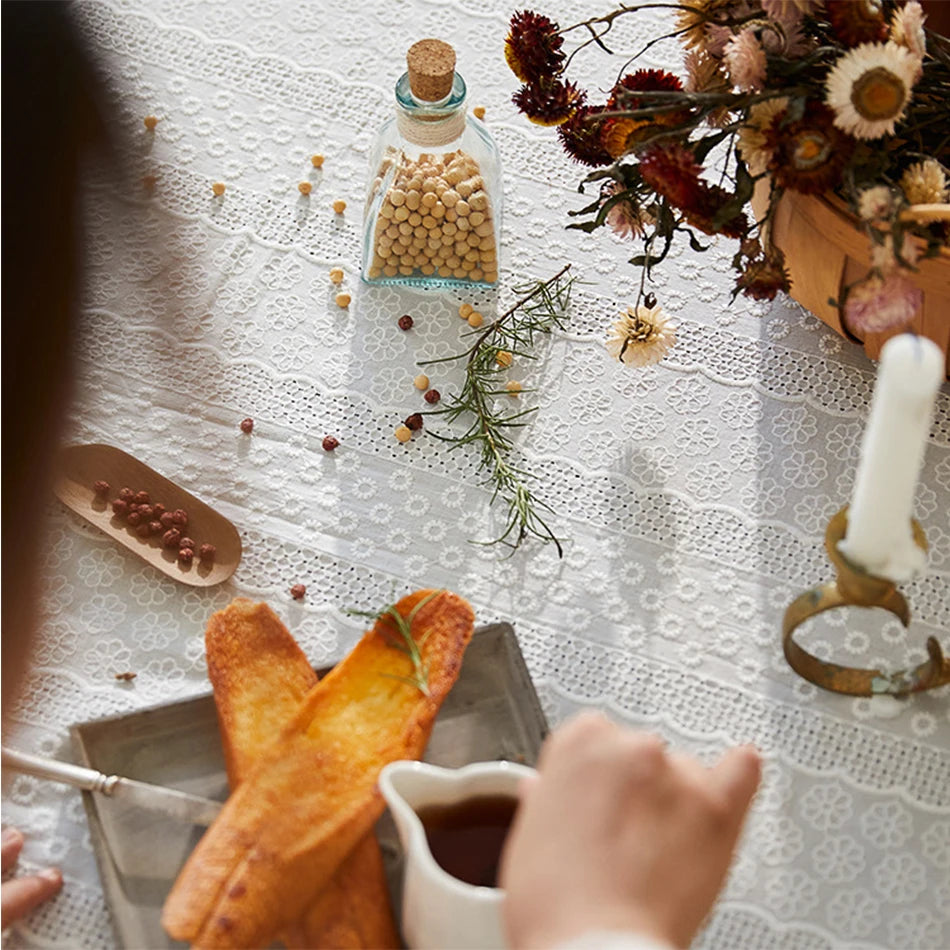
[538,711,614,769]
[1,828,24,873]
[1,868,63,924]
[710,745,761,820]
[515,771,539,802]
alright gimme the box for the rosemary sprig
[346,590,442,696]
[420,265,577,557]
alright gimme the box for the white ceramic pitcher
[378,759,536,950]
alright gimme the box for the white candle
[838,334,943,582]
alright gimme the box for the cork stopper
[406,39,456,102]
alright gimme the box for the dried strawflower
[889,1,926,70]
[638,142,705,212]
[826,0,887,47]
[825,41,918,140]
[766,102,854,194]
[737,97,788,175]
[600,182,654,240]
[606,304,677,367]
[900,159,948,205]
[735,251,792,301]
[557,106,612,167]
[724,29,767,92]
[843,273,922,335]
[512,78,582,126]
[505,10,564,84]
[857,185,895,221]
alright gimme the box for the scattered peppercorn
[137,505,154,520]
[118,487,135,502]
[112,499,129,517]
[149,520,163,535]
[405,413,424,431]
[152,503,166,520]
[178,547,195,564]
[179,537,196,551]
[394,424,412,443]
[322,436,340,452]
[290,583,306,600]
[398,314,414,330]
[115,672,137,681]
[329,267,345,284]
[144,115,159,131]
[212,182,226,196]
[458,303,473,319]
[335,293,351,308]
[162,528,182,548]
[414,374,430,391]
[467,311,484,328]
[240,417,254,434]
[495,350,513,368]
[473,106,486,120]
[311,154,325,168]
[506,380,523,396]
[134,490,151,505]
[199,543,216,562]
[332,199,347,214]
[93,480,110,496]
[160,511,176,529]
[424,389,441,404]
[127,511,143,527]
[171,509,188,527]
[298,181,312,195]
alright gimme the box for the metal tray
[70,622,547,949]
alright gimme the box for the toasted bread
[162,589,474,948]
[205,598,399,949]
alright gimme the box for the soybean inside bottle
[362,39,502,288]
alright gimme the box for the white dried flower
[825,41,919,140]
[737,97,788,175]
[724,29,767,91]
[889,0,926,69]
[857,185,895,221]
[900,159,949,205]
[606,304,677,367]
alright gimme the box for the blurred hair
[2,1,109,716]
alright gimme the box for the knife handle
[2,747,120,795]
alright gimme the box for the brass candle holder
[783,507,950,696]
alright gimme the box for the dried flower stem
[421,265,577,556]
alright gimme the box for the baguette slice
[205,598,399,949]
[162,589,474,949]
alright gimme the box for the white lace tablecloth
[3,1,949,948]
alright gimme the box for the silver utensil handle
[2,747,119,795]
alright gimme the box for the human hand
[1,828,63,926]
[500,712,760,950]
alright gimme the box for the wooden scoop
[54,443,241,587]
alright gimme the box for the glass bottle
[362,40,502,288]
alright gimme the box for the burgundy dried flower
[607,69,684,110]
[735,251,792,301]
[512,78,583,127]
[505,10,565,84]
[765,102,854,195]
[826,0,887,46]
[638,142,706,212]
[557,105,613,167]
[685,184,750,239]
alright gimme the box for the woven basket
[751,181,950,379]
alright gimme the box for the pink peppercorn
[148,520,163,535]
[290,584,306,600]
[179,536,196,551]
[162,528,182,548]
[93,480,110,496]
[405,413,424,431]
[127,511,143,527]
[136,523,152,538]
[171,509,188,527]
[322,436,340,452]
[424,389,441,404]
[178,547,195,564]
[134,490,150,505]
[138,505,154,520]
[397,314,414,330]
[199,543,216,562]
[118,487,135,502]
[240,417,254,434]
[159,511,175,529]
[152,503,166,520]
[111,499,129,517]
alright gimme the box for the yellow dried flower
[606,303,677,367]
[900,159,948,205]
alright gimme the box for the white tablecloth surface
[3,1,948,948]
